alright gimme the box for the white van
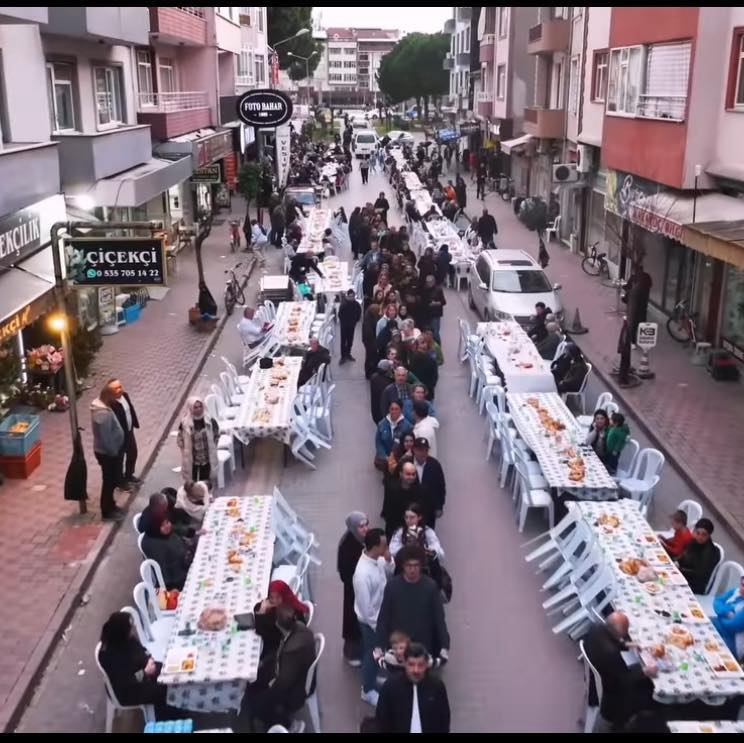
[352,129,378,159]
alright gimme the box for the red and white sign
[627,204,683,242]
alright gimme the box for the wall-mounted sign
[191,165,221,184]
[459,121,481,135]
[0,208,42,270]
[237,89,294,128]
[195,131,233,168]
[275,125,291,189]
[66,238,166,287]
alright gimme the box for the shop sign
[275,125,291,188]
[0,208,42,270]
[237,89,293,128]
[636,322,658,349]
[66,238,166,287]
[459,121,481,135]
[97,286,116,327]
[195,131,233,168]
[722,337,744,363]
[627,204,683,241]
[0,290,55,342]
[191,165,221,184]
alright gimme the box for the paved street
[15,165,744,733]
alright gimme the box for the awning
[683,220,744,270]
[155,128,234,169]
[706,160,744,184]
[501,134,533,155]
[67,156,193,208]
[0,260,55,335]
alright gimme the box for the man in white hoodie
[411,400,440,459]
[90,385,125,520]
[353,528,395,708]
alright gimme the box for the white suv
[468,249,563,325]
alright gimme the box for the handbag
[373,456,388,472]
[259,357,274,369]
[439,565,453,604]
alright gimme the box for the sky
[313,6,453,35]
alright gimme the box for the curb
[4,257,258,733]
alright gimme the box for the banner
[275,125,291,189]
[66,238,166,287]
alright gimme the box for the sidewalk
[460,179,744,541]
[0,197,254,730]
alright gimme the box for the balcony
[149,7,207,46]
[236,74,256,88]
[456,52,470,66]
[137,92,211,140]
[443,53,454,70]
[480,33,496,63]
[444,18,456,34]
[527,19,570,55]
[523,107,566,139]
[53,125,152,189]
[0,7,47,23]
[457,7,472,22]
[45,7,149,45]
[0,143,60,217]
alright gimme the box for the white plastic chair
[211,381,239,417]
[545,215,561,243]
[514,457,553,533]
[618,448,665,504]
[702,542,726,595]
[696,560,743,615]
[579,639,604,734]
[484,401,501,461]
[272,487,321,565]
[612,438,640,482]
[304,633,325,733]
[457,318,472,363]
[552,564,615,639]
[522,508,582,564]
[139,559,174,617]
[222,356,250,387]
[204,392,238,435]
[121,606,163,662]
[576,392,615,428]
[137,532,147,559]
[272,553,312,600]
[264,299,277,321]
[454,260,471,291]
[657,499,704,540]
[216,448,233,490]
[132,512,142,535]
[303,600,315,627]
[220,371,246,406]
[95,641,155,733]
[132,582,174,655]
[562,363,593,414]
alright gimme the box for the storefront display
[721,266,744,362]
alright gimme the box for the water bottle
[144,722,155,733]
[183,720,194,734]
[163,721,175,733]
[174,720,184,733]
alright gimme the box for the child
[604,412,630,474]
[377,630,439,675]
[659,509,694,559]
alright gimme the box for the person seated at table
[676,518,721,595]
[138,490,195,538]
[253,580,310,682]
[711,575,744,656]
[402,384,437,424]
[375,401,413,469]
[239,307,272,349]
[527,302,551,344]
[239,603,317,733]
[141,512,195,591]
[604,412,630,474]
[583,611,658,730]
[289,249,324,284]
[175,480,211,524]
[536,321,563,360]
[298,337,331,387]
[552,343,589,395]
[658,509,694,560]
[98,611,171,719]
[584,409,609,461]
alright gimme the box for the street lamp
[273,27,310,49]
[288,50,317,106]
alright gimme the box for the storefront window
[604,211,623,265]
[662,241,694,313]
[643,230,667,308]
[721,266,744,357]
[587,190,604,254]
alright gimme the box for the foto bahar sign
[237,89,293,128]
[67,237,166,287]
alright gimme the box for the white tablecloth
[576,500,744,705]
[271,302,316,349]
[668,721,744,733]
[478,322,557,394]
[297,207,331,254]
[235,356,301,444]
[161,495,274,713]
[507,392,617,494]
[306,259,351,296]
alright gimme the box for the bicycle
[229,220,241,253]
[667,299,698,344]
[581,242,610,280]
[224,262,246,316]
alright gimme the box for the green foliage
[70,323,102,382]
[237,162,263,205]
[267,7,322,79]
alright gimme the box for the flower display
[26,345,64,373]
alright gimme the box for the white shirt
[352,552,394,630]
[410,684,422,733]
[238,316,265,346]
[118,394,132,431]
[251,223,268,245]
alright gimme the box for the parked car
[468,249,563,324]
[352,129,379,159]
[386,130,415,146]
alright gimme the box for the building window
[94,65,124,127]
[569,55,579,114]
[637,42,691,120]
[218,7,237,23]
[159,57,175,93]
[136,50,154,106]
[238,48,252,79]
[607,46,643,115]
[46,62,76,132]
[257,7,263,32]
[592,51,608,102]
[498,7,507,38]
[734,32,744,108]
[254,55,265,84]
[572,7,583,20]
[345,47,356,55]
[496,64,506,99]
[553,60,563,109]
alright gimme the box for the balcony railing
[138,91,208,112]
[236,74,256,86]
[176,7,205,18]
[528,24,542,43]
[481,33,496,46]
[636,94,687,122]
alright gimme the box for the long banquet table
[160,495,274,713]
[507,392,617,496]
[271,301,316,350]
[306,258,351,296]
[576,500,744,705]
[478,321,557,394]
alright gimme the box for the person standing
[376,642,451,733]
[107,378,141,487]
[412,438,446,529]
[360,156,370,185]
[176,397,219,484]
[338,511,370,666]
[349,206,363,260]
[625,264,653,348]
[354,528,395,707]
[421,275,446,344]
[374,192,390,224]
[339,289,362,364]
[269,202,286,248]
[477,208,498,247]
[91,385,126,520]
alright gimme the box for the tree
[237,162,263,223]
[267,7,322,81]
[194,213,213,287]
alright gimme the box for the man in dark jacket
[269,203,286,248]
[289,250,324,284]
[380,366,413,422]
[298,337,331,387]
[583,611,657,729]
[374,545,450,660]
[338,289,362,363]
[420,274,446,343]
[382,463,434,539]
[370,360,395,425]
[677,518,721,594]
[376,642,450,733]
[374,192,390,223]
[477,208,498,246]
[412,438,446,528]
[357,217,372,257]
[107,378,141,487]
[240,603,317,732]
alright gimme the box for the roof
[325,27,398,41]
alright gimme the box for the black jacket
[269,621,317,713]
[382,480,435,536]
[677,540,720,594]
[370,371,393,425]
[409,352,438,397]
[376,673,450,733]
[98,638,164,707]
[338,297,362,328]
[298,346,331,387]
[416,456,446,513]
[289,254,324,283]
[374,197,390,214]
[421,286,446,320]
[110,392,139,433]
[477,214,498,242]
[337,531,363,586]
[141,533,193,591]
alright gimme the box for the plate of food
[654,569,688,587]
[644,582,663,595]
[676,603,707,623]
[597,513,621,529]
[704,650,744,678]
[618,557,648,576]
[197,607,228,632]
[666,625,695,650]
[647,551,672,566]
[164,647,198,675]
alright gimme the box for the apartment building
[444,7,474,116]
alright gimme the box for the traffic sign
[636,322,658,349]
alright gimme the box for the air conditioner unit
[577,143,594,173]
[552,163,579,183]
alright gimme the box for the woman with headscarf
[197,281,218,320]
[337,511,369,666]
[363,303,382,379]
[349,206,363,260]
[141,512,194,591]
[175,480,211,524]
[176,397,219,484]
